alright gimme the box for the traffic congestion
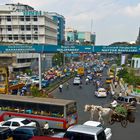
[0,54,139,140]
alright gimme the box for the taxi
[106,78,112,84]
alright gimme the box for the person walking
[59,84,63,92]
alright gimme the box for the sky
[1,0,140,45]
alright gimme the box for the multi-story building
[48,12,65,45]
[65,28,96,45]
[0,3,58,71]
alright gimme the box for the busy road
[52,67,140,140]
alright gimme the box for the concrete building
[65,28,96,45]
[0,3,58,71]
[48,12,65,45]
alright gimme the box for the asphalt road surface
[52,69,140,140]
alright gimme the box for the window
[26,35,31,40]
[26,16,30,21]
[33,16,38,21]
[125,98,128,102]
[33,25,38,31]
[12,122,20,127]
[7,25,12,31]
[20,16,24,21]
[8,35,12,40]
[2,121,11,126]
[97,131,106,140]
[21,35,25,41]
[26,25,31,31]
[33,35,38,40]
[14,35,18,40]
[7,16,11,21]
[20,25,24,31]
[21,119,31,125]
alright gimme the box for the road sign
[0,44,140,53]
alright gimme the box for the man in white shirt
[59,84,63,92]
[111,100,118,108]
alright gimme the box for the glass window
[21,35,25,41]
[2,121,11,126]
[26,35,31,40]
[8,35,12,40]
[21,25,24,31]
[7,16,11,21]
[66,103,77,115]
[12,122,20,127]
[20,16,24,21]
[21,119,31,125]
[33,16,38,21]
[26,16,30,21]
[125,98,128,102]
[34,35,38,40]
[14,35,18,40]
[97,131,106,140]
[7,25,12,31]
[26,25,31,31]
[33,25,38,31]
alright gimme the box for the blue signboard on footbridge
[0,44,140,53]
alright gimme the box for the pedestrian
[85,78,89,85]
[114,81,118,88]
[59,84,63,92]
[119,92,122,97]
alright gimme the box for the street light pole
[38,53,42,90]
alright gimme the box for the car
[64,124,106,140]
[73,77,81,85]
[0,127,13,140]
[95,88,107,97]
[0,118,36,131]
[105,78,112,84]
[83,121,112,140]
[12,126,41,140]
[41,80,49,88]
[116,96,137,107]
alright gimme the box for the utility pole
[38,53,42,90]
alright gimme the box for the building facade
[0,3,58,71]
[65,28,96,45]
[48,12,65,45]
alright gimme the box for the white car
[73,77,81,85]
[0,118,36,130]
[95,88,107,97]
[83,121,112,140]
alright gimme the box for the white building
[0,3,57,71]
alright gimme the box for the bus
[0,94,78,130]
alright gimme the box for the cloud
[124,3,140,17]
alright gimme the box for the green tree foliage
[52,52,64,66]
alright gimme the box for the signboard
[0,44,140,53]
[94,45,140,53]
[23,11,42,16]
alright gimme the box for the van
[116,96,137,107]
[64,124,106,140]
[0,127,13,140]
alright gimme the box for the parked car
[0,127,13,140]
[95,88,107,97]
[83,121,112,140]
[12,126,41,140]
[64,124,106,140]
[116,96,137,107]
[0,118,36,131]
[73,77,81,85]
[41,80,49,88]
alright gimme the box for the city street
[52,70,140,140]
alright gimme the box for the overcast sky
[1,0,140,45]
